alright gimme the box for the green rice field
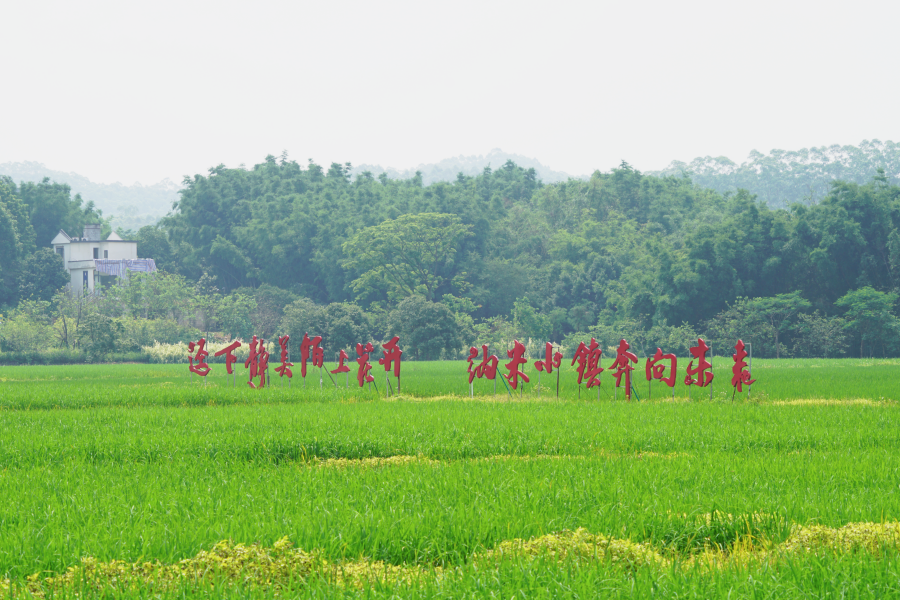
[1,359,900,598]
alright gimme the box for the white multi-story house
[50,224,156,294]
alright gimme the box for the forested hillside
[0,161,178,231]
[4,154,900,360]
[652,139,900,208]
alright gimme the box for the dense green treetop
[142,154,900,355]
[8,151,900,359]
[652,139,900,208]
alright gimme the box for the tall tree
[835,286,900,357]
[751,292,811,358]
[342,213,471,303]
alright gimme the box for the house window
[104,250,108,259]
[93,247,99,259]
[55,247,64,257]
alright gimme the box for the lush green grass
[1,357,899,410]
[1,360,899,597]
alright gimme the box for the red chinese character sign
[685,338,714,388]
[731,339,755,396]
[534,342,562,373]
[330,349,351,388]
[504,339,529,391]
[274,335,293,380]
[379,336,403,394]
[355,342,375,388]
[214,341,241,374]
[214,340,242,387]
[645,347,677,399]
[299,333,324,384]
[611,339,638,400]
[534,342,563,397]
[187,338,210,377]
[571,338,603,391]
[244,335,270,389]
[466,344,500,396]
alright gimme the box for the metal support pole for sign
[578,383,581,400]
[386,375,390,397]
[537,371,541,398]
[556,368,560,399]
[398,373,401,394]
[748,342,753,398]
[470,381,473,398]
[493,377,496,395]
[614,381,617,401]
[345,372,349,389]
[320,367,323,389]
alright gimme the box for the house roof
[50,230,71,245]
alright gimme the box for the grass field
[1,359,900,597]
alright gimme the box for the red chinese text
[731,339,756,392]
[188,338,211,377]
[685,338,714,387]
[611,339,638,398]
[645,347,677,387]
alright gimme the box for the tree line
[3,154,900,359]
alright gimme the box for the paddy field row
[0,360,898,597]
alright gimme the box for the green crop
[0,360,899,598]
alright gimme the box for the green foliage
[17,248,68,302]
[119,271,193,320]
[513,296,551,341]
[836,286,900,357]
[387,295,463,360]
[280,299,371,354]
[2,362,900,598]
[792,311,849,358]
[217,292,257,341]
[343,213,472,303]
[74,312,123,357]
[117,317,201,351]
[280,298,327,344]
[13,176,103,247]
[0,300,53,352]
[324,302,371,352]
[0,178,34,307]
[750,292,811,359]
[246,284,297,338]
[134,224,174,270]
[14,153,900,358]
[653,139,900,207]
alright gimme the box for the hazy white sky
[2,0,898,185]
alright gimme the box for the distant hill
[0,161,179,232]
[352,148,582,184]
[648,139,900,208]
